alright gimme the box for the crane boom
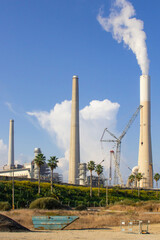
[119,105,143,140]
[100,128,119,142]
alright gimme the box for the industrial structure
[109,150,113,186]
[87,175,105,187]
[0,74,153,189]
[68,75,80,184]
[100,75,153,189]
[101,105,142,186]
[0,146,61,181]
[3,119,22,171]
[0,146,62,182]
[79,163,87,185]
[138,75,153,188]
[8,119,14,169]
[0,120,62,182]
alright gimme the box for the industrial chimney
[138,75,153,188]
[69,75,80,184]
[8,119,14,169]
[33,148,42,179]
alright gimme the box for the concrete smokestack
[34,148,41,157]
[69,75,80,184]
[138,75,153,188]
[34,148,42,179]
[8,119,14,169]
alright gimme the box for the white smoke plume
[27,99,120,181]
[97,0,149,74]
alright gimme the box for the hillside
[0,180,159,208]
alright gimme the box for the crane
[110,150,124,186]
[100,105,143,186]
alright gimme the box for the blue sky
[0,0,159,183]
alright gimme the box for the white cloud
[28,100,71,151]
[27,99,120,182]
[0,139,8,169]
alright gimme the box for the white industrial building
[0,120,62,183]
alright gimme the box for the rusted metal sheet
[32,216,79,230]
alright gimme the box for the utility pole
[106,178,109,206]
[12,165,15,210]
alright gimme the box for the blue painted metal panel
[32,216,79,230]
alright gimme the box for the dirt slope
[0,214,30,232]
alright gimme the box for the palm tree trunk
[51,169,53,193]
[90,171,92,198]
[98,175,100,197]
[38,166,40,195]
[138,181,140,198]
[156,181,158,197]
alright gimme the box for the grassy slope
[0,180,159,208]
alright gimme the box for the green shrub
[116,199,136,206]
[99,199,106,207]
[29,197,62,209]
[0,180,160,208]
[75,205,87,211]
[0,201,11,211]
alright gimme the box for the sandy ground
[1,225,160,240]
[1,207,160,239]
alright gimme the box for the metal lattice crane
[100,105,143,186]
[110,150,124,186]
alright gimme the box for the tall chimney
[138,75,153,188]
[69,75,80,184]
[8,119,14,169]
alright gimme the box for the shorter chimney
[8,119,14,169]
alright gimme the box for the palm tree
[129,174,135,193]
[34,153,46,194]
[48,156,59,193]
[95,164,103,197]
[154,173,160,197]
[154,173,160,188]
[135,172,143,197]
[87,161,96,198]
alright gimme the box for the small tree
[135,172,143,197]
[87,161,96,198]
[129,174,135,193]
[48,156,59,193]
[154,173,160,188]
[95,164,103,197]
[34,153,46,194]
[154,173,160,197]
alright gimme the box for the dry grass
[1,202,160,231]
[108,201,160,212]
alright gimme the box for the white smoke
[27,99,120,181]
[97,0,149,74]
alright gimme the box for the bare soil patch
[1,204,160,231]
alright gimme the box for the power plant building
[0,147,62,182]
[0,120,62,182]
